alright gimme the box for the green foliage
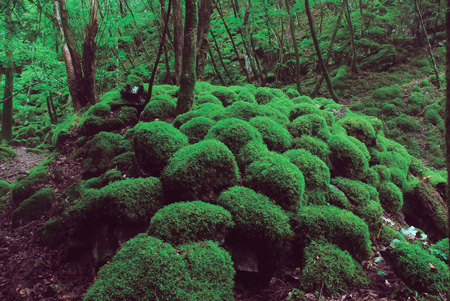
[84,234,235,301]
[83,132,124,176]
[358,44,397,72]
[379,225,406,244]
[285,88,300,99]
[289,104,320,121]
[179,116,216,144]
[429,238,449,263]
[133,121,188,176]
[83,170,123,189]
[338,116,376,146]
[236,89,257,103]
[293,205,372,262]
[148,201,234,245]
[406,92,426,115]
[290,114,330,141]
[205,118,263,154]
[388,240,449,294]
[244,154,305,212]
[372,164,391,182]
[86,102,111,117]
[328,134,369,179]
[162,140,240,203]
[291,95,313,104]
[0,180,12,197]
[12,188,54,228]
[211,86,238,107]
[424,109,443,127]
[12,163,49,206]
[378,182,403,213]
[140,95,176,121]
[300,241,369,295]
[254,87,276,104]
[249,116,292,152]
[326,185,352,210]
[371,84,403,101]
[215,186,293,252]
[0,146,17,161]
[386,114,421,133]
[331,177,370,206]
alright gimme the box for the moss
[210,86,238,107]
[235,141,271,172]
[354,200,384,234]
[358,44,396,72]
[388,240,449,294]
[12,188,54,228]
[362,167,380,187]
[328,134,369,179]
[244,154,305,212]
[173,103,224,127]
[429,238,449,263]
[162,140,240,203]
[84,234,235,301]
[283,149,330,191]
[0,180,11,197]
[77,116,103,136]
[133,121,188,176]
[338,116,376,146]
[409,157,424,177]
[249,116,292,152]
[291,135,330,166]
[266,98,294,115]
[379,225,406,244]
[194,93,222,107]
[117,107,138,125]
[293,205,372,262]
[83,170,123,189]
[424,109,443,127]
[215,186,293,252]
[300,241,369,295]
[205,118,263,155]
[331,177,370,206]
[254,87,276,104]
[326,185,352,210]
[406,92,426,115]
[289,104,320,121]
[0,146,17,161]
[379,182,403,214]
[148,201,234,245]
[291,95,313,104]
[285,88,300,99]
[12,164,49,206]
[140,95,176,121]
[179,116,216,144]
[372,165,391,182]
[86,102,111,117]
[386,114,421,133]
[83,132,124,176]
[222,101,264,122]
[290,114,330,141]
[372,84,403,101]
[236,89,256,103]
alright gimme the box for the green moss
[379,182,403,214]
[429,238,449,263]
[12,188,54,228]
[424,109,443,127]
[331,177,370,206]
[338,116,376,146]
[284,149,330,191]
[140,95,176,121]
[291,135,330,166]
[379,225,406,244]
[86,102,111,117]
[290,114,330,141]
[194,93,222,107]
[0,180,11,197]
[326,185,352,210]
[249,116,292,152]
[236,89,256,103]
[362,167,380,187]
[293,205,372,262]
[372,165,391,182]
[244,154,305,212]
[354,200,384,234]
[409,157,424,176]
[388,240,449,294]
[328,134,369,179]
[148,201,234,245]
[285,88,300,99]
[215,186,293,252]
[12,164,49,206]
[291,95,313,104]
[254,87,277,104]
[211,86,238,107]
[179,116,216,144]
[235,141,271,172]
[0,146,17,161]
[300,241,369,295]
[173,103,224,127]
[83,132,124,176]
[162,140,240,203]
[84,234,235,301]
[289,104,320,121]
[118,107,138,125]
[83,170,123,189]
[358,44,396,72]
[205,118,263,155]
[372,84,403,101]
[133,121,188,176]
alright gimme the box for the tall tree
[196,0,213,80]
[173,0,183,85]
[175,0,198,115]
[344,0,357,73]
[445,1,450,299]
[1,0,14,141]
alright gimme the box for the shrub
[140,95,176,121]
[291,135,330,166]
[235,141,271,172]
[388,240,449,294]
[378,182,403,214]
[328,134,369,179]
[371,84,403,101]
[0,180,11,197]
[338,116,376,146]
[293,205,372,261]
[215,186,293,252]
[12,164,49,206]
[283,149,330,191]
[254,87,276,104]
[244,154,305,212]
[162,140,240,203]
[133,121,188,176]
[289,104,320,121]
[11,188,54,228]
[205,118,263,154]
[211,86,238,107]
[236,89,256,103]
[290,114,330,141]
[300,241,369,295]
[148,201,234,245]
[194,93,222,107]
[249,116,292,152]
[429,238,449,263]
[179,117,216,144]
[84,234,235,301]
[83,132,124,176]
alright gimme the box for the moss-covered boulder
[83,170,123,189]
[338,116,376,146]
[291,135,330,166]
[211,86,238,107]
[12,188,54,228]
[243,154,305,212]
[140,95,176,121]
[84,234,235,301]
[235,141,271,172]
[429,238,449,263]
[133,121,188,176]
[378,181,403,214]
[254,87,275,104]
[173,103,224,128]
[290,114,330,141]
[194,93,223,107]
[300,241,369,295]
[148,201,234,245]
[83,132,124,176]
[179,116,216,144]
[12,164,49,207]
[328,134,369,179]
[289,104,320,121]
[162,140,240,203]
[0,180,12,197]
[249,116,291,152]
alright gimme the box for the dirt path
[0,147,48,184]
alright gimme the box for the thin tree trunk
[175,0,198,115]
[173,0,183,85]
[444,1,450,298]
[207,44,226,85]
[1,47,13,141]
[305,0,339,103]
[82,0,99,106]
[211,30,235,84]
[415,0,441,89]
[196,0,213,80]
[344,0,357,73]
[359,0,365,37]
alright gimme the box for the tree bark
[211,30,235,84]
[196,0,213,80]
[82,0,99,106]
[175,0,198,115]
[445,1,450,299]
[305,0,339,103]
[344,0,358,73]
[1,1,13,141]
[207,44,226,85]
[173,0,183,85]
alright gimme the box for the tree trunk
[173,0,183,85]
[1,2,13,141]
[344,0,358,73]
[207,44,226,85]
[211,30,235,84]
[445,1,450,299]
[175,0,198,115]
[196,0,213,80]
[82,0,99,107]
[359,0,365,37]
[305,0,339,103]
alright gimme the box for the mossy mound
[210,86,238,107]
[290,114,330,141]
[243,154,305,212]
[0,146,17,161]
[378,181,403,214]
[289,104,320,121]
[326,185,353,210]
[173,103,224,128]
[378,225,406,244]
[133,121,188,176]
[0,180,12,197]
[338,116,376,146]
[162,140,240,203]
[205,118,263,155]
[291,135,330,166]
[371,84,403,101]
[285,88,300,99]
[236,89,256,103]
[194,93,222,107]
[11,188,54,228]
[372,165,391,182]
[300,241,369,295]
[84,234,235,301]
[235,141,271,172]
[179,116,216,144]
[148,201,234,245]
[140,95,176,121]
[215,186,293,253]
[387,240,449,294]
[249,116,291,152]
[429,238,449,263]
[83,132,124,176]
[328,134,369,179]
[83,170,123,189]
[254,87,276,104]
[293,205,372,262]
[12,164,49,206]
